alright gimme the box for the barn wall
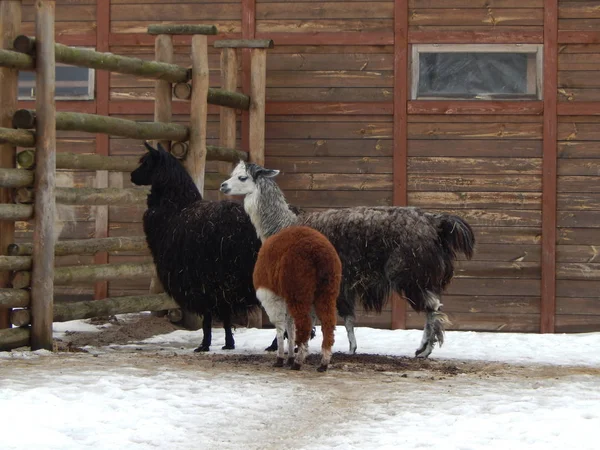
[12,0,600,332]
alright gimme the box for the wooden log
[0,168,33,188]
[154,34,173,152]
[7,236,148,257]
[214,39,274,49]
[186,35,209,194]
[208,145,247,163]
[56,187,148,205]
[0,326,30,351]
[0,288,29,308]
[14,110,190,142]
[147,24,217,36]
[249,48,267,166]
[0,0,21,329]
[170,141,188,159]
[173,82,192,100]
[53,262,155,285]
[0,126,35,147]
[0,204,33,220]
[53,293,178,322]
[10,271,30,289]
[10,308,30,327]
[0,256,31,271]
[218,48,238,200]
[30,0,56,351]
[207,88,250,111]
[14,35,191,83]
[0,48,34,70]
[17,150,141,172]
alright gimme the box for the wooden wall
[12,0,600,333]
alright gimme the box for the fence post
[0,0,22,330]
[30,0,56,350]
[217,47,238,200]
[249,48,267,166]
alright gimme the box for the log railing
[0,4,271,351]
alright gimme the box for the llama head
[130,141,171,186]
[219,161,280,196]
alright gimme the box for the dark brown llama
[253,226,341,372]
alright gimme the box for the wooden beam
[30,0,56,351]
[391,0,408,330]
[0,288,29,308]
[0,126,35,147]
[541,0,558,333]
[558,31,600,44]
[218,49,237,198]
[0,48,34,70]
[0,326,30,351]
[147,24,217,36]
[185,35,209,194]
[94,0,110,302]
[10,308,30,327]
[0,255,31,271]
[0,0,21,330]
[255,32,394,46]
[17,150,140,172]
[54,294,177,323]
[557,103,600,116]
[108,33,242,47]
[8,236,147,257]
[214,39,274,49]
[249,48,267,166]
[266,102,393,115]
[0,204,32,220]
[409,31,543,44]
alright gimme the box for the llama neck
[244,179,298,241]
[147,167,203,209]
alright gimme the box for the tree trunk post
[0,0,22,331]
[30,0,56,351]
[249,48,267,166]
[218,47,238,200]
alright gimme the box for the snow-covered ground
[1,315,599,450]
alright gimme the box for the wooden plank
[265,121,393,139]
[557,280,600,298]
[408,0,543,7]
[30,0,56,351]
[258,19,393,33]
[470,244,541,262]
[441,295,540,315]
[558,122,600,140]
[266,52,394,71]
[266,102,393,115]
[558,210,600,228]
[407,157,542,174]
[409,8,544,27]
[558,103,600,115]
[255,31,394,45]
[408,174,542,192]
[555,314,600,333]
[408,101,543,115]
[558,176,600,193]
[407,122,543,140]
[408,139,543,157]
[445,278,541,296]
[558,159,600,176]
[467,226,542,245]
[559,71,600,88]
[557,262,600,280]
[110,4,241,21]
[558,141,600,158]
[556,297,600,315]
[558,192,600,210]
[256,2,393,19]
[559,31,600,44]
[455,261,541,279]
[409,30,543,43]
[407,312,540,332]
[558,228,600,246]
[408,114,543,123]
[265,156,393,174]
[408,192,541,209]
[424,209,541,227]
[266,139,392,157]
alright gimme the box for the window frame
[410,43,544,101]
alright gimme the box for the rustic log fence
[0,2,270,351]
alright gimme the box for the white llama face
[220,161,258,196]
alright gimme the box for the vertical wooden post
[30,0,56,351]
[185,35,209,194]
[249,48,266,166]
[391,0,409,330]
[218,47,237,198]
[148,34,174,308]
[541,0,558,333]
[0,0,22,329]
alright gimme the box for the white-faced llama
[253,225,341,371]
[131,142,261,352]
[220,161,475,358]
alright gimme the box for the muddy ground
[45,314,600,380]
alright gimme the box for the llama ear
[261,169,280,178]
[144,141,158,154]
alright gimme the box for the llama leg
[285,314,296,366]
[290,310,313,371]
[257,288,287,367]
[222,314,235,350]
[314,291,337,372]
[415,292,451,358]
[194,311,212,352]
[344,315,358,354]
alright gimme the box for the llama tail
[435,214,475,261]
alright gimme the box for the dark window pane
[18,65,93,100]
[418,52,532,99]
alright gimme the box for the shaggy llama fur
[254,226,341,371]
[221,161,475,358]
[131,142,261,352]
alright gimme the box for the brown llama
[253,225,341,372]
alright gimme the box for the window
[18,63,95,100]
[411,44,543,100]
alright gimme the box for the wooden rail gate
[0,0,272,351]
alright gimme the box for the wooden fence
[0,0,271,351]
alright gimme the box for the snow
[1,317,599,450]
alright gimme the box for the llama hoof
[274,357,285,367]
[286,357,295,366]
[222,344,235,350]
[415,344,433,358]
[317,365,328,372]
[291,362,302,371]
[194,345,210,352]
